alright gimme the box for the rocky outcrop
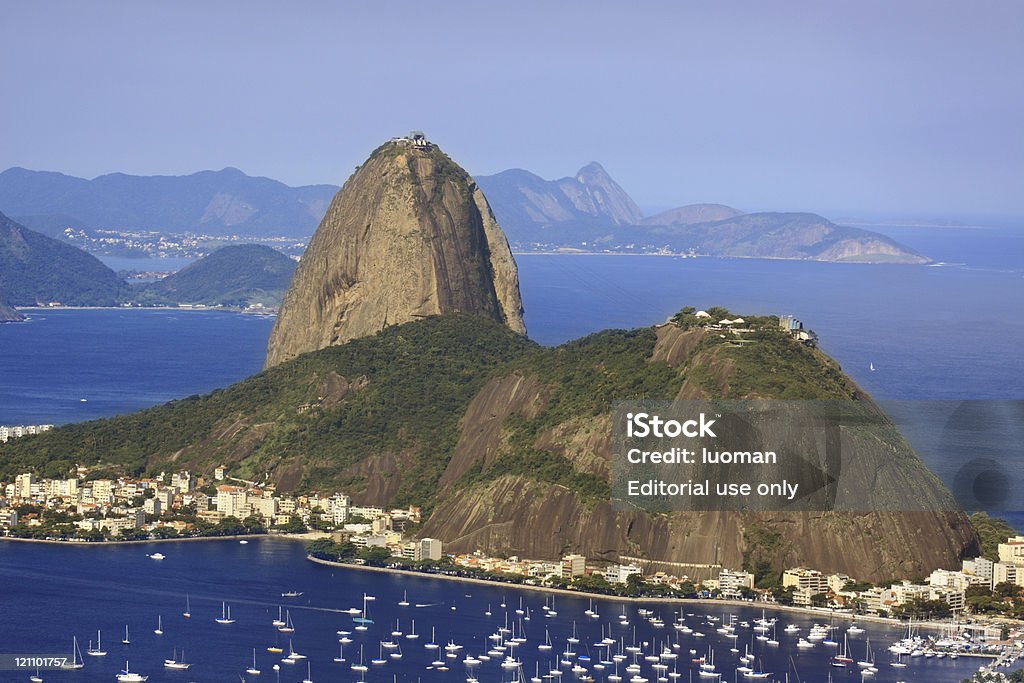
[559,162,643,225]
[419,322,977,583]
[265,139,526,367]
[0,296,24,322]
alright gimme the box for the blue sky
[2,1,1021,216]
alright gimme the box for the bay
[0,537,986,682]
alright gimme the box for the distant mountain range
[0,166,336,237]
[476,163,928,263]
[0,163,927,262]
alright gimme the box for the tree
[810,592,830,608]
[242,515,266,534]
[359,546,393,566]
[771,586,795,606]
[994,582,1021,599]
[275,516,307,534]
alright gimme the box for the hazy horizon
[2,1,1022,217]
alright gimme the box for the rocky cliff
[420,322,974,581]
[265,139,525,367]
[0,297,24,322]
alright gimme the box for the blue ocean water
[0,310,275,426]
[0,537,986,683]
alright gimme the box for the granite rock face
[265,139,525,367]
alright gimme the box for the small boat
[281,590,303,598]
[183,594,191,619]
[116,661,149,682]
[61,636,85,670]
[246,648,261,675]
[215,602,235,624]
[869,362,876,372]
[121,624,130,645]
[148,553,165,560]
[239,539,249,544]
[398,590,409,607]
[87,629,107,656]
[351,645,368,672]
[29,668,43,682]
[278,609,295,633]
[163,648,191,669]
[302,660,313,683]
[153,615,163,635]
[287,639,306,660]
[272,606,286,627]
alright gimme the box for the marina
[0,537,1014,682]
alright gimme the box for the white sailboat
[272,605,286,628]
[424,626,438,650]
[398,589,409,607]
[153,615,163,635]
[29,667,43,682]
[351,645,368,672]
[121,624,130,645]
[183,594,191,619]
[215,601,235,624]
[163,648,191,669]
[61,636,85,670]
[406,619,418,639]
[278,609,295,633]
[302,660,313,683]
[353,593,373,631]
[246,647,261,675]
[87,629,107,656]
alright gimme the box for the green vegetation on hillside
[0,306,888,523]
[0,315,536,506]
[0,211,126,306]
[970,511,1019,561]
[459,328,683,501]
[133,244,296,308]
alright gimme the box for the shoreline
[13,305,275,314]
[0,531,326,547]
[305,555,985,635]
[512,252,926,265]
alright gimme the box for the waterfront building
[216,485,249,518]
[782,567,829,593]
[827,573,853,594]
[418,538,442,561]
[963,556,995,587]
[561,554,586,578]
[718,568,755,598]
[928,568,976,591]
[605,563,643,584]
